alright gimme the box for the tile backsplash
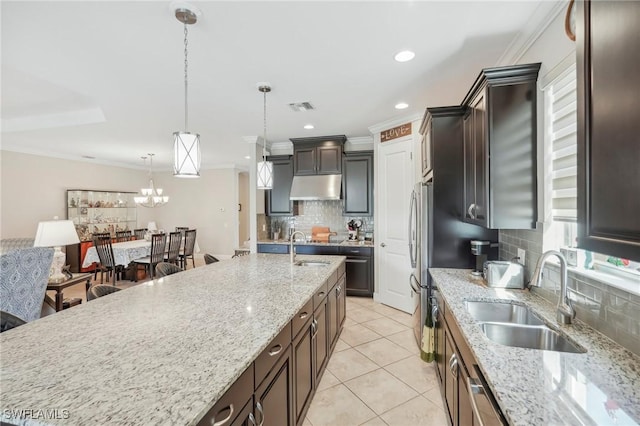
[267,200,373,241]
[500,227,640,356]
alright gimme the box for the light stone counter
[258,240,374,247]
[430,268,640,426]
[0,254,345,425]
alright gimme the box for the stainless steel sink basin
[464,301,544,326]
[480,323,586,354]
[294,260,330,267]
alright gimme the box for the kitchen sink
[464,301,544,326]
[294,260,330,267]
[480,323,586,354]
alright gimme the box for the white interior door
[376,137,414,313]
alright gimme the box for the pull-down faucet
[290,231,307,264]
[530,250,576,324]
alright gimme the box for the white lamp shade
[174,131,201,178]
[147,222,158,231]
[257,160,273,190]
[34,220,80,247]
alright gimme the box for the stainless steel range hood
[289,174,342,200]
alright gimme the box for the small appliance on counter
[347,219,362,240]
[483,260,525,289]
[470,240,498,276]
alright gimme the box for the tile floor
[304,296,446,426]
[42,264,446,425]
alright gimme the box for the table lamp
[34,219,80,282]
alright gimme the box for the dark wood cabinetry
[461,63,540,229]
[290,136,346,176]
[255,345,294,426]
[293,316,314,425]
[342,151,373,216]
[340,246,374,297]
[266,156,297,216]
[420,115,433,179]
[577,0,640,260]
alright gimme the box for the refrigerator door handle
[408,190,417,268]
[409,273,420,294]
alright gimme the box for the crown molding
[348,136,374,145]
[368,113,422,135]
[495,1,567,67]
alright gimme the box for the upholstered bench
[0,238,35,255]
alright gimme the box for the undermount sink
[480,323,586,354]
[294,260,330,267]
[464,301,544,326]
[465,300,586,354]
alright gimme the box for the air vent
[288,102,315,112]
[82,155,96,159]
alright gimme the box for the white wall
[0,151,240,256]
[238,172,249,245]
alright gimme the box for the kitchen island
[0,254,345,425]
[430,268,640,426]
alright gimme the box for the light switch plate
[517,248,526,266]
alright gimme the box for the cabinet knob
[380,242,386,248]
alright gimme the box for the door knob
[380,242,386,247]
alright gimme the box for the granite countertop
[0,254,345,425]
[430,268,640,426]
[258,239,374,248]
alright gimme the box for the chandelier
[257,84,273,189]
[135,154,169,208]
[173,7,201,178]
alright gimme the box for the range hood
[290,174,342,200]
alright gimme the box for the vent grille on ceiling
[288,102,315,112]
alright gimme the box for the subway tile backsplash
[500,227,640,356]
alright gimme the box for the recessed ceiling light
[394,50,415,62]
[244,156,251,159]
[304,124,314,130]
[395,103,409,110]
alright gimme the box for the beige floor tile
[361,317,408,337]
[349,308,384,323]
[353,338,413,367]
[346,307,366,324]
[302,417,313,426]
[371,303,408,318]
[346,298,362,312]
[340,323,383,347]
[384,356,439,393]
[334,338,351,353]
[316,370,341,392]
[360,417,388,426]
[422,387,444,409]
[351,297,377,308]
[387,329,420,353]
[327,348,379,382]
[344,317,359,327]
[344,369,418,415]
[306,384,376,426]
[383,310,414,328]
[380,395,448,426]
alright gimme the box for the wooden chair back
[165,232,182,264]
[133,228,147,240]
[116,230,132,242]
[183,229,197,256]
[93,235,116,269]
[149,233,167,265]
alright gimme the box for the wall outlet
[517,248,526,266]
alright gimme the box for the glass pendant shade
[257,160,273,190]
[174,131,201,178]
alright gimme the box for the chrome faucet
[290,231,307,264]
[530,250,575,325]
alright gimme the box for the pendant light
[257,84,273,190]
[135,154,169,208]
[173,7,201,178]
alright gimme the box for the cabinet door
[577,0,640,259]
[458,367,475,426]
[336,276,346,330]
[327,283,338,350]
[255,345,294,426]
[293,147,316,175]
[316,146,342,174]
[472,92,488,226]
[434,295,445,385]
[422,118,433,178]
[344,257,372,296]
[293,319,314,425]
[463,112,475,221]
[343,152,373,216]
[267,156,295,216]
[314,301,329,379]
[444,330,458,425]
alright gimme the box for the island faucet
[530,250,576,324]
[290,231,307,264]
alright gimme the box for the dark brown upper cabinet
[290,135,346,176]
[342,151,373,216]
[577,0,640,260]
[461,63,541,229]
[266,155,298,216]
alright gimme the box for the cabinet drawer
[292,299,313,339]
[257,244,289,254]
[339,246,372,257]
[313,281,329,309]
[327,270,339,289]
[255,322,292,387]
[198,365,253,426]
[294,245,340,255]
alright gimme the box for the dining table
[82,239,151,269]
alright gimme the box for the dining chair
[116,230,132,242]
[204,253,219,264]
[0,311,27,333]
[155,262,183,278]
[87,284,122,301]
[179,229,197,269]
[93,235,124,285]
[176,227,189,250]
[132,233,166,281]
[133,228,148,240]
[164,231,182,265]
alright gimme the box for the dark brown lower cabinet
[336,276,346,330]
[293,317,314,425]
[314,298,329,378]
[256,345,294,426]
[327,282,338,351]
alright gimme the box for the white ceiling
[1,1,556,171]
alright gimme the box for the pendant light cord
[184,22,189,132]
[263,89,267,160]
